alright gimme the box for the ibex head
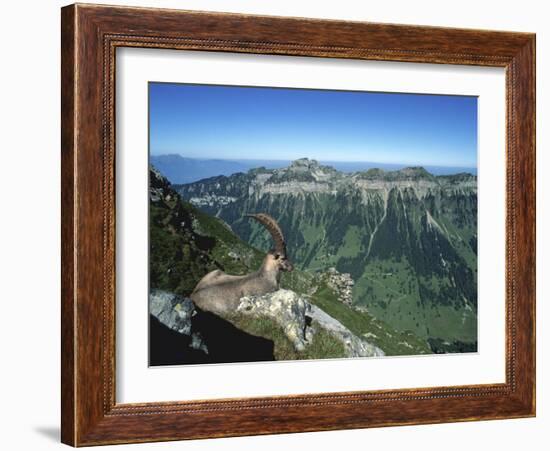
[246,213,294,273]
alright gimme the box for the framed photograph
[61,3,536,446]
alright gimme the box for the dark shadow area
[149,309,275,366]
[149,315,211,366]
[34,426,59,442]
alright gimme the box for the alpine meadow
[148,82,478,365]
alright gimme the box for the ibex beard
[190,213,293,316]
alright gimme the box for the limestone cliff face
[177,160,476,201]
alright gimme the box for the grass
[310,282,431,356]
[227,315,346,361]
[279,269,316,295]
[354,256,477,345]
[334,225,363,259]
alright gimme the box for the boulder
[325,268,355,306]
[237,289,311,351]
[149,289,207,353]
[237,289,384,358]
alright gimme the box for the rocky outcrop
[189,194,237,207]
[237,289,312,351]
[325,267,354,306]
[237,289,384,358]
[149,166,171,203]
[177,158,477,207]
[309,305,384,358]
[149,290,208,354]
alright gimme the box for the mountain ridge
[176,158,476,195]
[152,153,476,184]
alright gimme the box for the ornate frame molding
[62,4,535,446]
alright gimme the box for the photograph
[148,82,479,366]
[50,1,537,447]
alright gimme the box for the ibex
[190,213,293,315]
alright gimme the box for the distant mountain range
[150,155,248,184]
[172,158,478,350]
[150,154,476,184]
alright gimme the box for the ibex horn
[245,213,286,256]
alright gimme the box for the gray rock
[150,290,194,335]
[237,289,311,351]
[309,305,384,358]
[325,268,355,306]
[149,290,208,354]
[149,188,163,203]
[237,289,384,358]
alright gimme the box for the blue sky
[149,82,477,168]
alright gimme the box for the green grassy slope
[308,282,431,356]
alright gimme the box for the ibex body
[190,214,293,316]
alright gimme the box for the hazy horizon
[152,153,477,172]
[149,83,478,168]
[150,154,476,184]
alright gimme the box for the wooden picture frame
[61,3,535,446]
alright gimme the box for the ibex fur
[190,213,293,315]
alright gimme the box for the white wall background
[0,1,545,449]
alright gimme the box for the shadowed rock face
[149,290,275,366]
[150,290,197,337]
[308,305,384,358]
[324,267,354,306]
[149,316,211,366]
